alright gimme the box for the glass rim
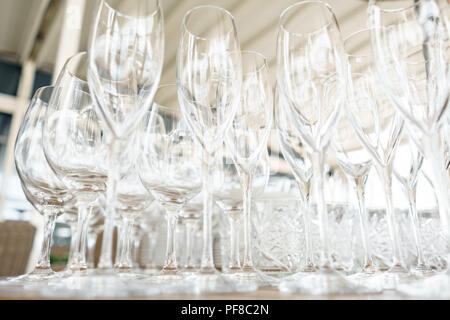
[343,28,373,59]
[242,50,268,75]
[33,86,55,105]
[278,0,337,37]
[102,0,161,19]
[369,0,430,13]
[181,5,236,41]
[63,51,89,84]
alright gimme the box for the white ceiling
[0,0,373,173]
[0,0,371,72]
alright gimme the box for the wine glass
[43,52,109,275]
[177,5,242,292]
[141,201,165,274]
[275,83,314,273]
[86,206,104,269]
[342,25,412,288]
[138,84,202,282]
[393,128,437,276]
[369,0,450,253]
[223,50,272,288]
[88,0,164,270]
[276,1,361,294]
[115,165,154,274]
[178,194,202,274]
[330,95,381,289]
[213,144,270,286]
[11,86,74,282]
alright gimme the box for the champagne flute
[369,0,449,259]
[276,1,361,294]
[224,51,273,288]
[88,0,164,270]
[177,5,242,292]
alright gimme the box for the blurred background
[0,0,438,275]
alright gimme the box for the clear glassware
[115,166,153,274]
[275,84,314,273]
[223,50,272,289]
[138,84,202,282]
[141,201,165,274]
[177,5,242,292]
[88,0,164,270]
[393,129,436,276]
[342,26,411,288]
[276,1,362,294]
[86,206,104,269]
[369,0,449,260]
[178,194,203,274]
[330,91,383,290]
[11,86,74,282]
[43,52,109,275]
[213,145,270,288]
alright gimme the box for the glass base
[278,268,373,295]
[223,270,259,292]
[179,269,237,294]
[347,272,384,293]
[7,267,56,283]
[410,264,436,277]
[381,264,414,290]
[40,273,160,298]
[396,273,450,299]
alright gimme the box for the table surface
[0,286,413,300]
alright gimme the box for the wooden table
[0,286,414,300]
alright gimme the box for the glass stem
[375,163,404,270]
[298,180,314,271]
[406,185,425,268]
[86,232,97,269]
[227,210,241,271]
[114,224,123,268]
[68,199,92,272]
[131,231,141,269]
[162,210,179,273]
[240,171,254,271]
[351,172,373,271]
[117,216,134,270]
[184,220,197,270]
[311,151,331,268]
[34,212,57,271]
[145,235,158,270]
[98,138,121,269]
[424,133,450,237]
[200,151,215,273]
[67,222,77,268]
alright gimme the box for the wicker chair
[0,221,36,277]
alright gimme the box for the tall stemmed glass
[331,108,379,287]
[213,145,270,281]
[178,194,203,274]
[177,5,242,290]
[138,84,202,281]
[115,166,154,273]
[224,51,272,286]
[11,86,74,282]
[369,0,449,249]
[88,0,164,270]
[43,52,109,274]
[342,28,409,285]
[276,1,357,294]
[275,84,314,273]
